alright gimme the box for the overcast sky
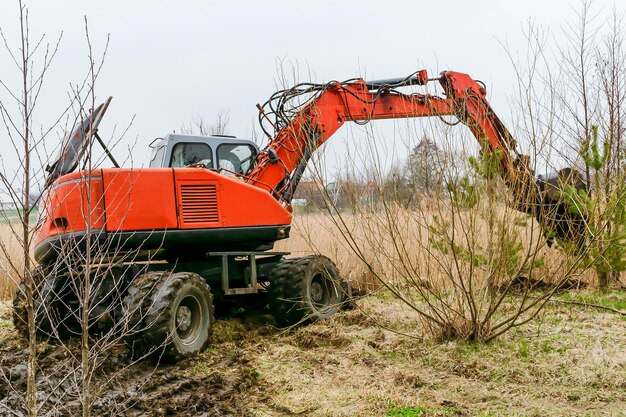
[0,0,623,183]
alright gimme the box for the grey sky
[0,0,622,182]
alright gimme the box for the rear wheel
[12,268,75,340]
[123,271,214,362]
[268,255,345,326]
[12,282,45,339]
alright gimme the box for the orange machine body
[35,167,292,263]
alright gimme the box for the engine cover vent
[179,184,220,224]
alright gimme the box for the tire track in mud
[1,334,261,416]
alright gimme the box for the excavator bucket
[534,167,588,248]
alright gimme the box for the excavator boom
[248,70,530,204]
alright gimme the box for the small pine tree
[563,125,626,289]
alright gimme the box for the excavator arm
[247,70,532,206]
[247,69,587,246]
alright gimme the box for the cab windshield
[217,144,256,175]
[170,143,213,168]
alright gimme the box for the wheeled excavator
[13,69,587,361]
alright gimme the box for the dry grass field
[276,209,599,292]
[0,206,601,301]
[0,224,23,300]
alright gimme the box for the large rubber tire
[268,255,345,326]
[12,268,72,340]
[12,282,39,339]
[123,271,214,363]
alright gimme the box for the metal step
[224,287,258,295]
[207,251,289,296]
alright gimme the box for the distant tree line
[294,134,448,211]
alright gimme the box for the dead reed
[0,224,23,300]
[0,206,596,301]
[277,205,596,293]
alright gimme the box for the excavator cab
[148,133,259,175]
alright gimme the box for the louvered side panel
[179,184,220,225]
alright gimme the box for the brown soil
[0,303,266,417]
[0,339,258,416]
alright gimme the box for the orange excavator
[14,69,586,361]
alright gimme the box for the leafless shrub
[304,124,592,342]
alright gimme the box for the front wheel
[123,272,214,362]
[268,255,345,326]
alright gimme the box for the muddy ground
[1,344,256,416]
[0,304,265,417]
[1,291,625,417]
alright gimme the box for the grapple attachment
[534,167,588,248]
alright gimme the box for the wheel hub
[310,281,324,303]
[176,305,192,332]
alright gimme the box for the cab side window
[217,144,256,175]
[170,143,213,168]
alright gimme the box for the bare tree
[0,7,167,415]
[406,134,446,195]
[0,1,64,414]
[181,112,231,136]
[556,1,626,289]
